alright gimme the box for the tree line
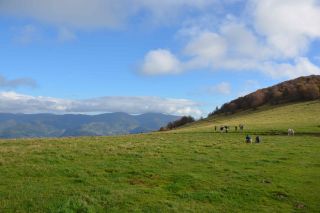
[159,116,195,131]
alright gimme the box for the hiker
[245,135,252,143]
[235,126,238,131]
[255,136,261,143]
[214,126,217,132]
[224,125,229,133]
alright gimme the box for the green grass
[179,100,320,134]
[0,101,319,212]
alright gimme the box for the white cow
[288,128,295,136]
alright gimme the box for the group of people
[214,124,245,133]
[214,124,262,144]
[213,123,295,144]
[245,135,261,144]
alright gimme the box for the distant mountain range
[0,112,180,138]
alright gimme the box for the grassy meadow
[0,101,320,212]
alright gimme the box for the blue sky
[0,0,320,117]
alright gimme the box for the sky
[0,0,320,117]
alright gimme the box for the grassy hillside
[181,100,320,134]
[0,101,319,212]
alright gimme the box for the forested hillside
[211,75,320,115]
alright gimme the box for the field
[0,101,320,212]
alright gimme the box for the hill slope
[0,101,319,212]
[212,75,320,115]
[0,112,180,138]
[179,100,320,134]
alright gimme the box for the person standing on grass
[246,135,252,143]
[255,136,261,143]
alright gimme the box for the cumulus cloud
[140,49,183,75]
[0,91,202,117]
[140,0,320,78]
[3,0,320,78]
[261,57,320,79]
[251,0,320,58]
[184,32,227,67]
[0,75,37,88]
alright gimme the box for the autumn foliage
[210,75,320,116]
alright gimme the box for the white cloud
[219,22,270,60]
[0,91,202,117]
[251,0,320,58]
[3,0,320,79]
[140,0,320,79]
[0,75,37,88]
[261,57,320,79]
[140,49,182,75]
[184,32,227,66]
[204,82,232,95]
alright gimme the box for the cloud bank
[0,91,202,117]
